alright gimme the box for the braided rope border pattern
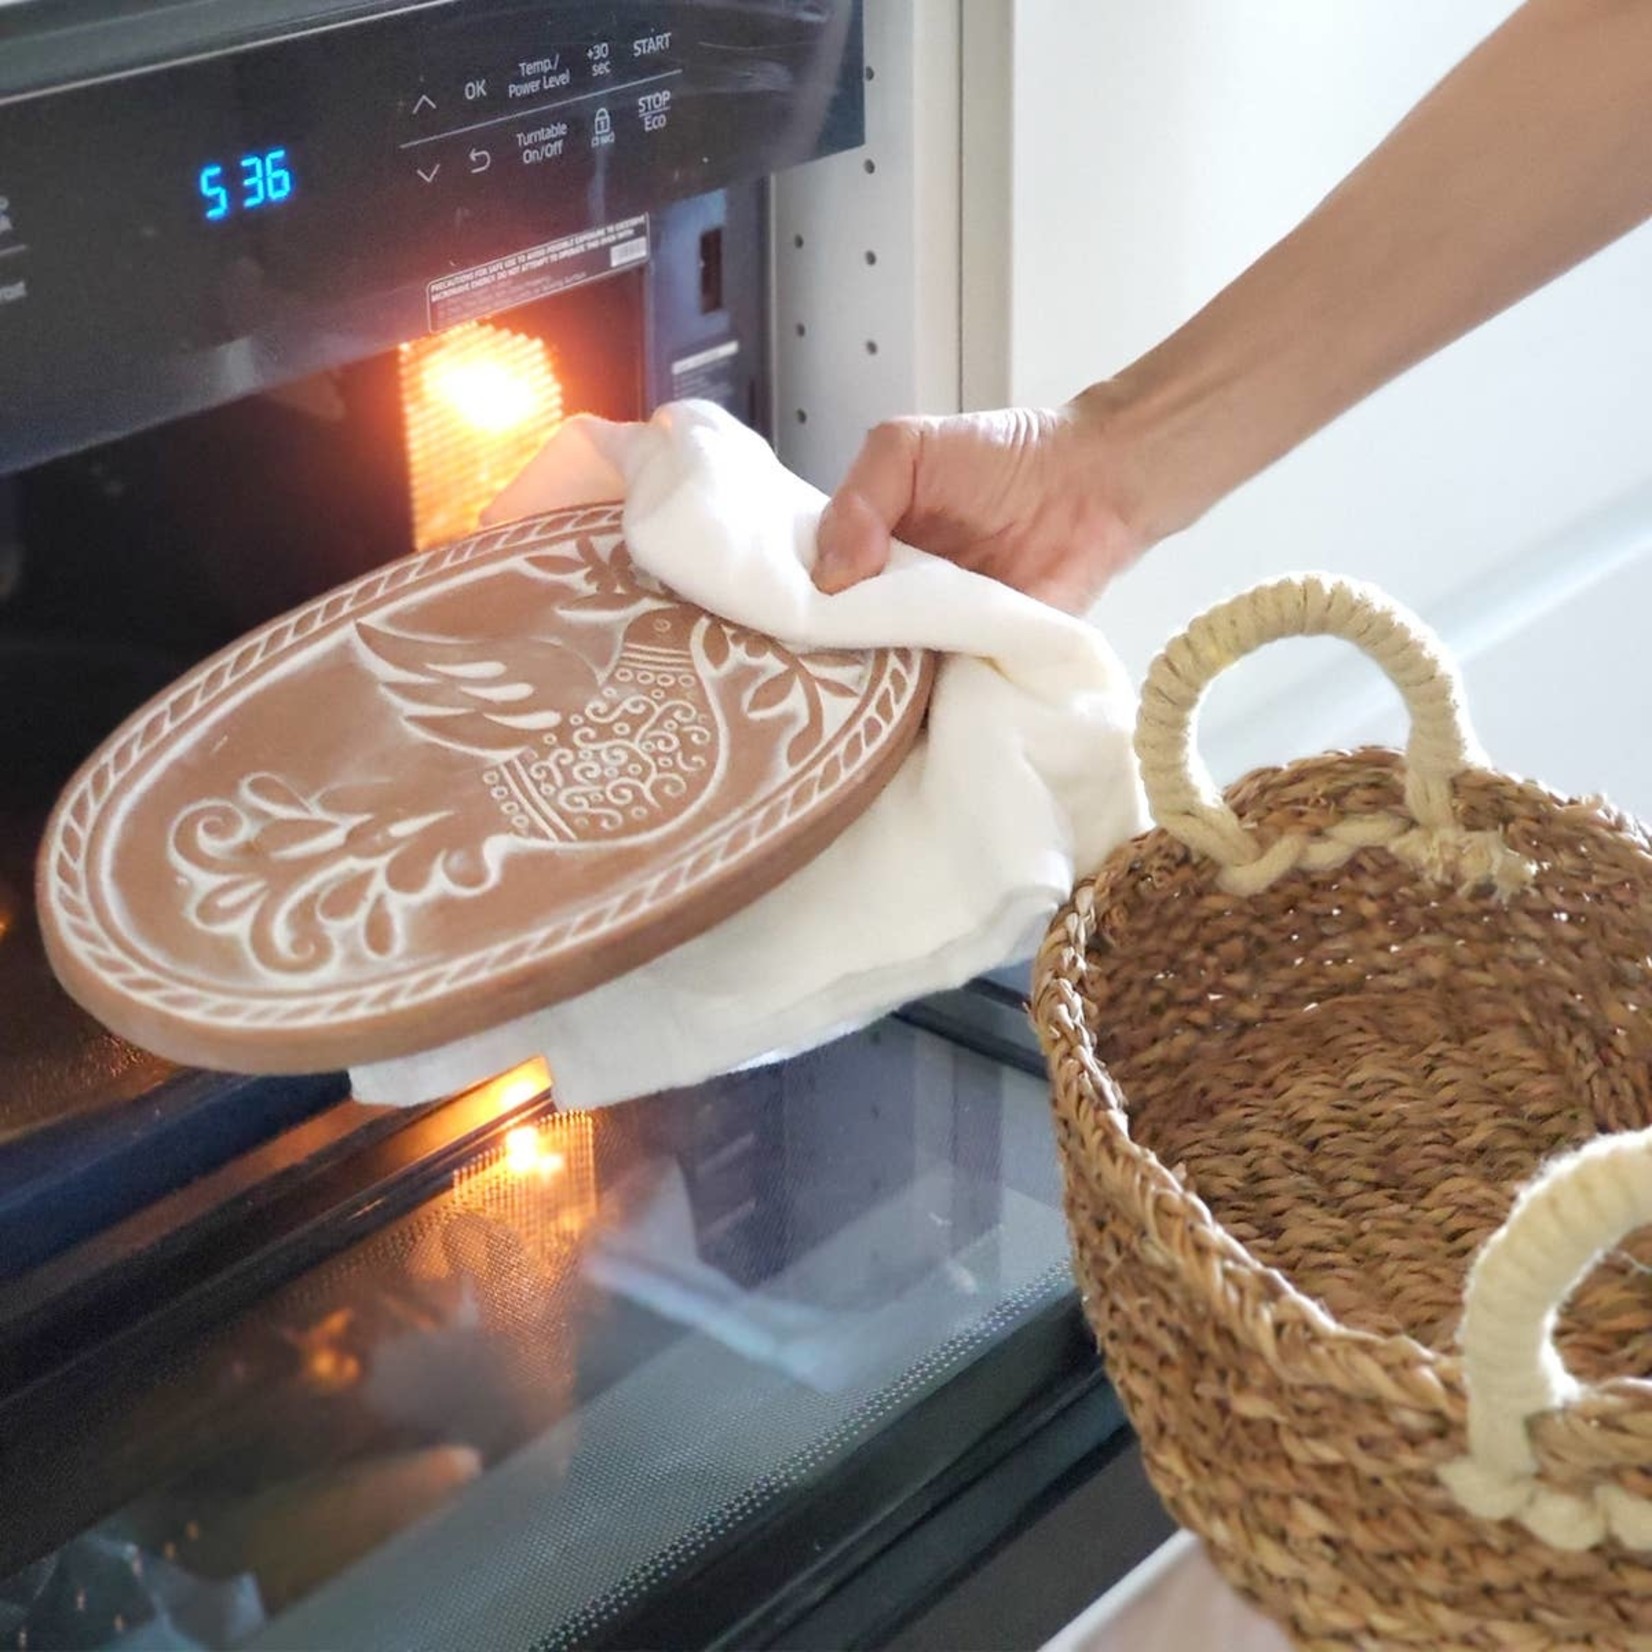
[45,505,928,1031]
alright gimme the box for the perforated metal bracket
[771,0,963,492]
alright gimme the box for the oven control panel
[0,0,863,471]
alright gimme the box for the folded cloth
[350,401,1144,1109]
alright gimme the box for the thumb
[812,420,924,593]
[814,490,893,592]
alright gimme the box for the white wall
[1001,2,1518,399]
[992,1,1652,791]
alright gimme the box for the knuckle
[865,418,923,462]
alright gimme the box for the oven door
[0,985,1170,1651]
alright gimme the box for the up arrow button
[411,92,436,114]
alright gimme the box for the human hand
[810,398,1155,614]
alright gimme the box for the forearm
[1089,0,1652,545]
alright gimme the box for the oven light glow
[426,354,545,434]
[504,1124,567,1177]
[471,1055,554,1118]
[400,321,566,551]
[449,1090,595,1239]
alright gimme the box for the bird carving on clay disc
[354,600,725,849]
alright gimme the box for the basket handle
[1439,1127,1652,1550]
[1135,575,1529,895]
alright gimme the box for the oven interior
[0,179,767,1275]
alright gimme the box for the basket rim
[1034,749,1652,1409]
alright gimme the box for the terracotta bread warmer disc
[38,504,935,1074]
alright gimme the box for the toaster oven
[0,0,829,1272]
[0,4,1169,1645]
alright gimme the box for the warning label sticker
[427,215,649,331]
[671,337,741,404]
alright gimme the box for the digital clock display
[197,148,294,221]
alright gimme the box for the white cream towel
[351,401,1144,1109]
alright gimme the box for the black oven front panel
[0,0,862,471]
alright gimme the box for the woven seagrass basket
[1032,575,1652,1651]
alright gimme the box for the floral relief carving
[171,776,484,977]
[166,529,893,982]
[42,505,932,1062]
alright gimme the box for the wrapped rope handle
[1135,574,1532,896]
[1440,1127,1652,1551]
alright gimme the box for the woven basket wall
[1033,577,1652,1651]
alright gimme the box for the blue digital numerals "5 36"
[198,149,294,222]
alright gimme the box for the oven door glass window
[0,1010,1101,1650]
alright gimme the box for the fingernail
[813,510,844,590]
